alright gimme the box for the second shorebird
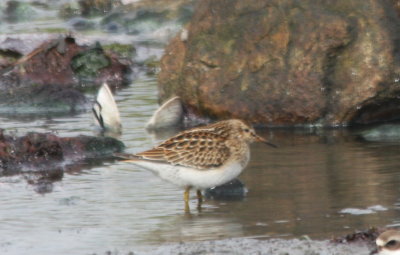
[376,230,400,255]
[116,119,276,209]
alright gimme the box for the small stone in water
[205,178,247,200]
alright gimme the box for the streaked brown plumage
[116,119,276,209]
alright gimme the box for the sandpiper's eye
[386,240,398,247]
[244,128,249,132]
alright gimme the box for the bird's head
[229,119,277,148]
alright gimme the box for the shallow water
[0,74,399,254]
[1,2,400,254]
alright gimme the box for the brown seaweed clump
[0,130,124,193]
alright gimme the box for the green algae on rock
[0,36,131,115]
[71,43,111,78]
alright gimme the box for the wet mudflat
[0,75,399,254]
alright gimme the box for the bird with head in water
[376,230,400,255]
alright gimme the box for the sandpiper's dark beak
[255,134,277,148]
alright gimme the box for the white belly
[379,250,400,255]
[130,160,245,189]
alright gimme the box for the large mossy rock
[158,0,400,126]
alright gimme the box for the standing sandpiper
[376,230,400,255]
[116,119,276,210]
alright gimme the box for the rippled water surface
[1,74,400,254]
[1,2,400,254]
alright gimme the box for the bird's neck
[227,139,250,167]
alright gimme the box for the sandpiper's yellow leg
[196,190,203,203]
[184,187,191,213]
[196,190,203,212]
[184,187,191,203]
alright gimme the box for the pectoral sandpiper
[116,119,276,209]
